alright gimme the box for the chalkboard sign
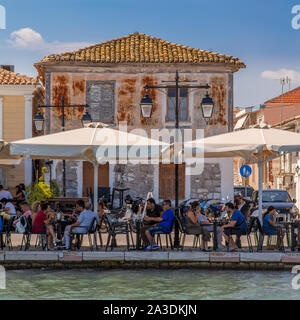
[86,81,115,123]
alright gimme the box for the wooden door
[159,163,185,200]
[83,162,109,196]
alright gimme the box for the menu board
[86,81,115,123]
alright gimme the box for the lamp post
[33,95,92,197]
[140,70,214,248]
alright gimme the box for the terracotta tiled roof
[272,115,300,128]
[36,32,245,68]
[265,86,300,104]
[0,68,39,86]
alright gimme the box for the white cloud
[261,68,300,82]
[7,28,93,53]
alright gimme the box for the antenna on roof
[286,76,291,91]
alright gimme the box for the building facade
[35,32,245,202]
[233,87,300,203]
[0,66,40,190]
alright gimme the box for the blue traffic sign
[240,165,252,178]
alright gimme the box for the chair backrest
[88,217,98,234]
[103,213,113,232]
[178,213,187,233]
[247,216,256,233]
[175,215,184,233]
[253,216,264,234]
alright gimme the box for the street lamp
[33,96,92,196]
[139,87,153,118]
[34,107,92,132]
[81,109,93,127]
[140,70,214,248]
[33,111,45,132]
[201,92,214,124]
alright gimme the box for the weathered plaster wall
[113,164,154,201]
[46,65,232,198]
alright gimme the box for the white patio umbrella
[184,128,300,222]
[9,123,168,212]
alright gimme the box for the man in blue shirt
[64,200,99,250]
[144,199,175,251]
[221,202,247,252]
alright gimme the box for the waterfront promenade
[1,234,300,271]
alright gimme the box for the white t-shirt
[0,190,12,200]
[5,202,16,215]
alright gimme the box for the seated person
[64,200,100,250]
[0,185,12,200]
[13,201,32,227]
[221,202,247,251]
[32,202,56,246]
[263,206,284,250]
[185,201,211,251]
[195,203,226,250]
[32,202,49,234]
[138,198,163,248]
[144,199,175,251]
[98,200,108,220]
[1,198,16,216]
[14,185,25,206]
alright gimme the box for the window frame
[165,86,190,123]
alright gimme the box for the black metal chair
[21,218,47,251]
[103,214,133,251]
[73,217,98,251]
[176,215,202,251]
[245,218,256,252]
[151,219,175,251]
[96,216,106,248]
[255,217,285,252]
[0,216,15,250]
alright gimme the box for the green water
[0,269,299,300]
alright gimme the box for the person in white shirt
[0,185,12,200]
[1,198,16,215]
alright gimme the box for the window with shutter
[86,81,115,124]
[166,87,189,122]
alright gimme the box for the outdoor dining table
[135,220,142,250]
[211,218,230,251]
[56,217,75,240]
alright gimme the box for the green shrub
[50,179,61,197]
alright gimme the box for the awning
[0,159,23,167]
[234,115,248,130]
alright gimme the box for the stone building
[34,32,245,202]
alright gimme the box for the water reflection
[0,269,299,300]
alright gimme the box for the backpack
[15,216,28,233]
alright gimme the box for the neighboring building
[263,86,300,126]
[271,116,300,204]
[34,32,245,201]
[0,66,41,190]
[234,87,300,200]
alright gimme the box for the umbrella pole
[258,148,263,223]
[93,163,98,213]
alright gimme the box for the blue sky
[0,0,300,107]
